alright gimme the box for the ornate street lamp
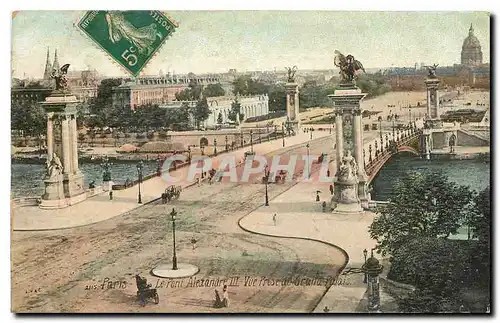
[136,160,143,204]
[306,143,310,179]
[201,144,205,156]
[213,138,217,156]
[187,146,192,163]
[374,141,378,157]
[385,134,389,149]
[225,135,228,151]
[267,125,270,141]
[282,124,285,147]
[363,248,368,283]
[250,130,254,153]
[240,132,244,148]
[170,208,178,270]
[264,164,270,206]
[369,144,372,163]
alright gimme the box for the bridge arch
[366,149,420,185]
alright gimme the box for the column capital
[352,109,362,116]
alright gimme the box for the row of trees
[11,73,394,138]
[370,171,490,312]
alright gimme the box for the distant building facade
[112,75,223,109]
[461,24,483,67]
[384,25,489,90]
[205,94,269,127]
[159,94,269,128]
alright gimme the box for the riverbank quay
[11,131,330,231]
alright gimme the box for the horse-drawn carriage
[161,185,182,204]
[262,170,287,184]
[135,274,159,306]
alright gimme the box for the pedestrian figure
[326,169,330,177]
[316,190,321,202]
[213,289,224,308]
[322,201,327,212]
[329,184,334,195]
[191,236,197,251]
[323,306,330,313]
[273,213,277,226]
[222,285,230,307]
[108,180,114,200]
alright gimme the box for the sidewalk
[238,158,392,313]
[12,131,330,231]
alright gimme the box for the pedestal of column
[328,85,368,213]
[285,83,300,135]
[40,92,86,209]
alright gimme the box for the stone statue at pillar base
[331,152,363,214]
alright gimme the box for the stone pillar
[424,77,442,128]
[46,114,54,159]
[353,110,369,205]
[70,116,79,173]
[285,82,300,134]
[61,116,72,175]
[40,92,86,209]
[335,111,343,174]
[426,89,431,119]
[328,86,367,213]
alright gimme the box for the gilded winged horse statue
[334,50,365,84]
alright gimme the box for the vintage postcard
[10,10,490,313]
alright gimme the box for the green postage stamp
[78,10,177,76]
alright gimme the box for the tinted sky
[11,11,490,78]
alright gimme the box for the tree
[228,99,244,122]
[11,101,45,142]
[470,187,490,244]
[190,97,211,129]
[232,76,268,96]
[203,83,225,98]
[217,112,223,124]
[369,170,475,256]
[89,78,122,128]
[268,84,286,112]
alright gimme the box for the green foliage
[356,74,392,98]
[11,101,45,137]
[190,97,211,129]
[369,170,475,256]
[299,80,336,109]
[228,99,244,122]
[470,187,490,244]
[232,76,268,96]
[203,83,225,98]
[267,84,286,112]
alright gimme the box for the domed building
[461,24,483,66]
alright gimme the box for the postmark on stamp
[77,10,177,76]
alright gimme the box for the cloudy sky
[11,11,490,78]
